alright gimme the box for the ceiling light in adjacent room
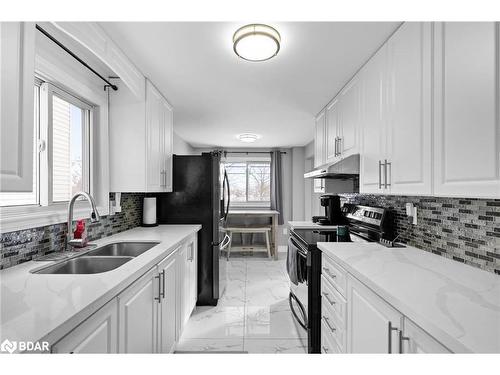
[237,133,261,143]
[233,24,281,62]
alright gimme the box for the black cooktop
[292,229,338,250]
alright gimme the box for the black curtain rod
[224,151,287,155]
[35,24,118,91]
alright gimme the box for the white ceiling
[99,22,400,148]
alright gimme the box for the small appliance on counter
[315,194,348,225]
[142,196,158,227]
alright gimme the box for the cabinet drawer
[322,254,347,297]
[321,312,346,352]
[321,275,347,325]
[321,320,342,354]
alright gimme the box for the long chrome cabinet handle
[384,159,389,188]
[323,316,336,333]
[385,160,391,188]
[322,267,336,279]
[154,274,162,302]
[378,160,383,189]
[323,292,336,306]
[160,270,166,299]
[387,321,399,353]
[399,330,410,353]
[338,137,342,155]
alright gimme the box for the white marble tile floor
[175,253,308,354]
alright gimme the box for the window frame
[225,159,271,208]
[40,81,93,206]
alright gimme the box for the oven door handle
[289,237,307,258]
[289,291,308,330]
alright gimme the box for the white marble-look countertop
[318,242,500,353]
[0,225,201,349]
[288,221,338,230]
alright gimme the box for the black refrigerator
[157,152,230,306]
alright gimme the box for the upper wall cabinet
[433,22,500,198]
[109,79,173,192]
[385,22,433,195]
[0,22,36,192]
[314,110,326,168]
[338,76,361,159]
[361,23,432,196]
[325,98,340,164]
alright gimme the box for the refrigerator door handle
[224,170,230,221]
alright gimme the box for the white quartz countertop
[288,221,338,230]
[317,242,500,353]
[0,225,201,348]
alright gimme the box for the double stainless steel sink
[33,242,160,275]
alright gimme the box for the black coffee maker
[312,194,348,225]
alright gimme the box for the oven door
[287,237,309,332]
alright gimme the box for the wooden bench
[225,226,272,259]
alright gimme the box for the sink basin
[34,256,132,274]
[86,242,160,257]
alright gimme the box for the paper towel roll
[142,197,157,226]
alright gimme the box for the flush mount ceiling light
[237,133,261,143]
[233,24,281,62]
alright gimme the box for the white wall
[173,132,195,155]
[291,147,305,221]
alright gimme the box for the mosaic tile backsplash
[340,194,500,275]
[0,193,145,270]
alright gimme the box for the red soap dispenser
[73,220,88,246]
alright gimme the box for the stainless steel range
[287,203,394,353]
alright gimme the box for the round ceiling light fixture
[237,133,261,143]
[233,24,281,62]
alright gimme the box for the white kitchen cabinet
[346,275,403,353]
[109,78,173,192]
[359,44,387,193]
[158,254,178,353]
[0,22,36,192]
[51,299,118,353]
[186,235,198,312]
[386,22,432,195]
[325,98,340,164]
[401,318,451,353]
[338,76,361,159]
[433,22,500,198]
[117,267,159,353]
[177,235,198,334]
[314,110,326,167]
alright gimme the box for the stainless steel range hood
[304,154,360,179]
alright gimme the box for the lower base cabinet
[118,267,158,353]
[321,252,453,354]
[51,235,198,354]
[51,300,118,354]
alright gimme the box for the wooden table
[227,210,280,259]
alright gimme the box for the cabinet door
[0,22,35,192]
[359,45,387,193]
[118,267,158,353]
[325,98,340,163]
[338,76,361,158]
[188,236,198,310]
[146,80,164,192]
[314,110,326,168]
[433,22,500,198]
[160,98,173,192]
[387,22,432,195]
[52,299,118,353]
[346,275,403,353]
[402,318,451,353]
[158,255,177,353]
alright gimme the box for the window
[0,80,92,207]
[225,160,271,206]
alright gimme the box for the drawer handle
[323,292,336,306]
[322,267,337,279]
[322,346,329,353]
[323,316,336,333]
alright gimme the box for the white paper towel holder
[142,196,158,227]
